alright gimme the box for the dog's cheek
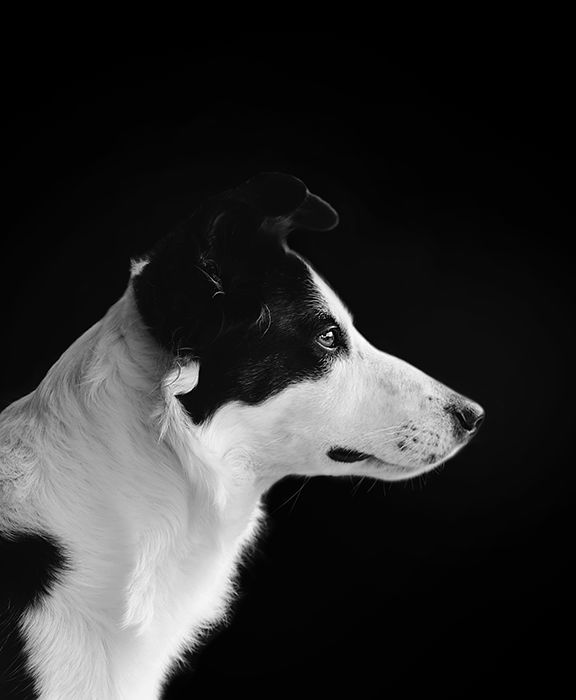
[260,380,343,475]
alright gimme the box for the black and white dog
[0,174,484,699]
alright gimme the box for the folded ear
[132,173,339,357]
[235,172,339,234]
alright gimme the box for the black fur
[133,173,346,423]
[327,447,372,463]
[179,249,349,423]
[0,533,70,699]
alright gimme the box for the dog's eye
[316,327,340,350]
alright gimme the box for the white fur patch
[130,257,149,278]
[0,257,479,698]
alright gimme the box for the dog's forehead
[305,263,352,329]
[260,250,352,330]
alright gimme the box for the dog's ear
[235,172,339,235]
[131,173,339,357]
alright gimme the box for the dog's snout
[446,401,485,434]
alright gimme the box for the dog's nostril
[472,411,485,431]
[448,403,485,433]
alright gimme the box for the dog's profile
[0,173,484,699]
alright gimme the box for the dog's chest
[139,501,262,643]
[111,502,263,698]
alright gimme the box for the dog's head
[132,173,484,484]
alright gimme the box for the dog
[0,173,484,699]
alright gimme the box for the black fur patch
[327,447,372,463]
[0,533,70,699]
[179,250,349,423]
[133,174,346,423]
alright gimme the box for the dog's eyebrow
[311,294,354,326]
[314,311,339,326]
[301,263,354,324]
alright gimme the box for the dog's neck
[6,287,266,674]
[32,286,267,535]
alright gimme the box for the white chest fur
[9,300,269,699]
[112,500,264,699]
[21,492,263,700]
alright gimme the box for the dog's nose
[446,401,485,434]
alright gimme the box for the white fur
[0,262,479,699]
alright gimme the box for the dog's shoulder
[0,394,42,530]
[0,395,73,699]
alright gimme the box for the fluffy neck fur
[3,285,265,699]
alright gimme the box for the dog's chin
[358,458,443,482]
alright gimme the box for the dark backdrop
[2,38,573,698]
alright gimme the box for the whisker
[359,425,406,440]
[375,436,406,446]
[361,423,405,435]
[290,476,312,514]
[354,435,405,452]
[367,478,379,493]
[273,477,310,514]
[352,475,367,496]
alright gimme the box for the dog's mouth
[327,447,374,463]
[326,445,447,480]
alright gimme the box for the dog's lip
[327,448,404,472]
[327,447,374,463]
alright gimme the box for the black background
[2,37,573,697]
